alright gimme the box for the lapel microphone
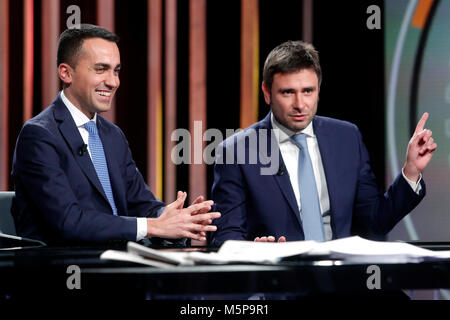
[78,144,88,156]
[277,164,286,176]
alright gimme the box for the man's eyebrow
[277,87,295,92]
[93,63,121,69]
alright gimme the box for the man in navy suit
[210,41,436,246]
[12,24,220,245]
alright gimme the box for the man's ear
[58,63,73,86]
[261,82,271,105]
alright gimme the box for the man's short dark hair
[57,24,119,68]
[262,40,322,90]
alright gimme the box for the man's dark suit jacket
[210,113,425,246]
[11,93,164,245]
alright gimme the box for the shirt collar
[270,112,315,144]
[60,90,97,128]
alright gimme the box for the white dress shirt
[61,91,148,241]
[270,113,422,241]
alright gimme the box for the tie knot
[84,121,98,135]
[291,133,307,149]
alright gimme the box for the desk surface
[1,243,450,299]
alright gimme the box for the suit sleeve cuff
[401,169,422,195]
[157,206,165,217]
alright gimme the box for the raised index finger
[414,112,429,135]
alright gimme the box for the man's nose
[104,71,120,89]
[293,94,305,111]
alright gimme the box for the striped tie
[291,133,325,241]
[84,121,118,215]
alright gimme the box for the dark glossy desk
[1,243,450,299]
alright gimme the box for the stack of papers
[100,236,450,268]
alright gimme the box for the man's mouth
[290,114,307,121]
[96,90,112,100]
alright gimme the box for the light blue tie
[84,121,118,215]
[291,133,325,241]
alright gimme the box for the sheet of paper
[310,236,433,256]
[100,250,177,268]
[126,242,194,265]
[196,239,318,264]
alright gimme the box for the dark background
[7,0,385,198]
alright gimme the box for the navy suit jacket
[210,113,425,246]
[11,94,164,245]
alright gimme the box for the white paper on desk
[101,237,450,267]
[100,250,177,268]
[189,236,450,265]
[100,242,196,267]
[126,242,195,265]
[186,240,317,264]
[305,236,450,263]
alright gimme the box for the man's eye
[95,68,105,73]
[282,90,293,95]
[114,69,121,74]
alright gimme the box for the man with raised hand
[211,40,435,245]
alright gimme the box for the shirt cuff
[136,217,148,241]
[401,169,422,195]
[136,206,166,241]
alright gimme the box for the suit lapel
[272,153,302,227]
[97,117,127,215]
[313,117,338,223]
[258,114,302,228]
[53,96,109,203]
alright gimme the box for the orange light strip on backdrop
[189,0,207,203]
[411,0,434,29]
[240,0,259,129]
[147,0,163,199]
[0,0,9,190]
[23,0,34,121]
[164,0,177,203]
[41,0,59,109]
[97,0,116,123]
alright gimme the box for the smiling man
[11,24,220,245]
[210,40,436,245]
[60,36,121,117]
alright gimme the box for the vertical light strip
[302,0,313,43]
[23,0,34,121]
[0,0,9,190]
[240,0,259,129]
[41,0,60,108]
[164,0,177,203]
[147,0,163,199]
[189,0,207,203]
[97,0,116,123]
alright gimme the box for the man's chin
[289,121,310,132]
[96,108,111,114]
[94,103,112,113]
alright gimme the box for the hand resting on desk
[254,236,287,242]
